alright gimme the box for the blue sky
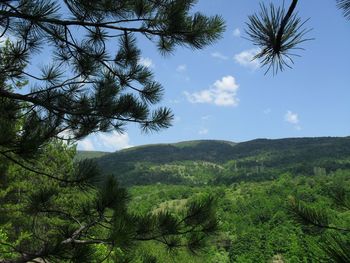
[66,1,350,151]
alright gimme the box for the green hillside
[78,137,350,186]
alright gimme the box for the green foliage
[289,170,350,262]
[322,233,350,262]
[76,142,350,261]
[0,141,219,262]
[2,144,341,262]
[127,173,350,262]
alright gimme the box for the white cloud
[176,64,187,72]
[98,132,132,151]
[198,128,209,135]
[139,57,154,68]
[233,28,241,37]
[284,111,302,130]
[78,132,132,152]
[79,138,95,151]
[184,75,239,107]
[284,111,299,124]
[211,52,228,60]
[234,48,260,69]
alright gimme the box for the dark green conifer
[0,0,224,157]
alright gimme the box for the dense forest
[127,171,350,262]
[73,137,350,262]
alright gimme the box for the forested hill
[77,137,350,186]
[100,140,236,163]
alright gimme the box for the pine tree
[0,1,224,262]
[0,0,224,157]
[0,140,219,262]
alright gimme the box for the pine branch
[337,0,350,20]
[246,0,312,74]
[0,89,172,129]
[0,9,205,40]
[289,197,350,233]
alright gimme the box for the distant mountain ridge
[118,139,236,152]
[76,137,350,186]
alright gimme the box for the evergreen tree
[0,141,219,262]
[0,0,224,158]
[0,1,224,262]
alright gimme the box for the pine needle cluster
[245,0,312,74]
[0,0,224,157]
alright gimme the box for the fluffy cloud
[234,48,260,69]
[139,57,154,68]
[285,111,299,124]
[233,28,241,37]
[284,111,302,130]
[176,64,187,72]
[184,75,239,107]
[98,132,131,151]
[211,52,228,60]
[78,132,132,152]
